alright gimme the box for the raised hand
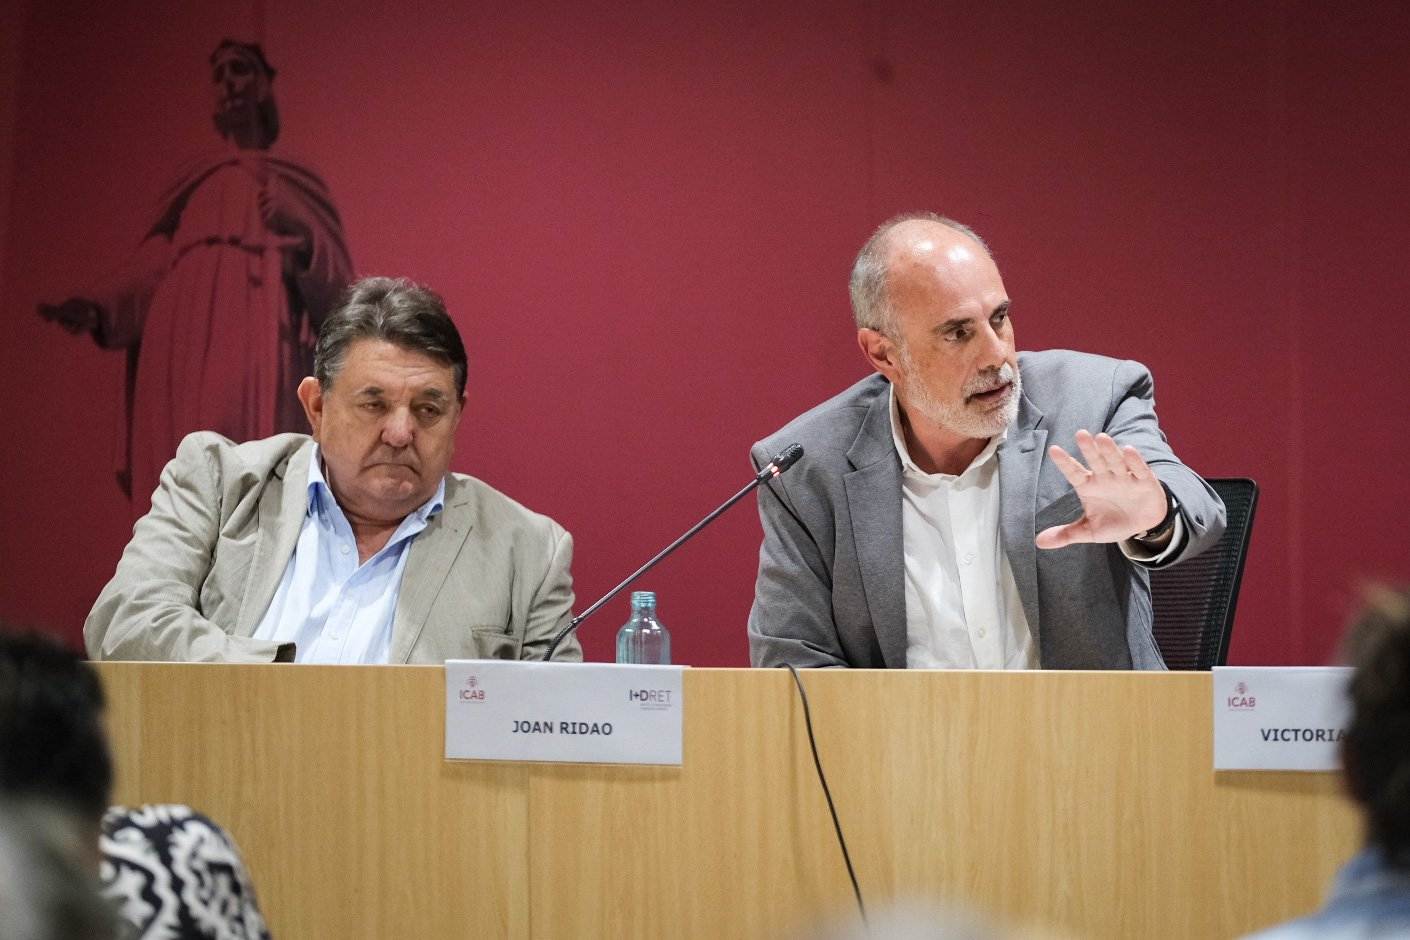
[1035,430,1168,549]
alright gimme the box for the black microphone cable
[784,663,867,927]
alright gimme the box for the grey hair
[848,211,990,333]
[315,277,468,398]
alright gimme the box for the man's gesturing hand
[1035,430,1168,549]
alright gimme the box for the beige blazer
[85,432,581,663]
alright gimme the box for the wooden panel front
[100,664,530,939]
[97,664,1359,939]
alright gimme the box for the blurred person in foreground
[0,633,118,938]
[84,276,580,664]
[1245,586,1410,938]
[0,629,270,938]
[0,631,114,856]
[0,803,117,940]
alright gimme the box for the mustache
[365,450,419,469]
[963,363,1017,399]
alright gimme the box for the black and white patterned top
[99,804,271,940]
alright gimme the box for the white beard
[898,357,1021,440]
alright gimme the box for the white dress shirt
[890,386,1038,669]
[251,446,445,664]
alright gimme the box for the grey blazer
[748,350,1226,669]
[85,432,582,663]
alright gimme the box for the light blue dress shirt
[1243,849,1410,939]
[251,446,445,664]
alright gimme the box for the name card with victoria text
[444,660,685,765]
[1212,667,1352,772]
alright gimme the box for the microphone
[756,442,803,481]
[543,443,805,661]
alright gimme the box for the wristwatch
[1133,483,1179,543]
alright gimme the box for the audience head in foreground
[0,629,272,939]
[0,631,113,846]
[1246,585,1410,938]
[1341,586,1410,869]
[85,275,580,664]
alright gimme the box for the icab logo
[1227,680,1256,710]
[459,674,485,703]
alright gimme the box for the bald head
[849,212,991,333]
[852,212,1018,459]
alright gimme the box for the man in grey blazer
[86,277,580,664]
[749,214,1224,669]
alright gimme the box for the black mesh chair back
[1150,478,1258,670]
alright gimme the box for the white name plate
[1212,667,1351,771]
[445,660,684,765]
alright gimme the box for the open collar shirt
[889,385,1038,670]
[251,446,445,664]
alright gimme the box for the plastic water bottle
[616,591,671,664]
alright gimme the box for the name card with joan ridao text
[1213,667,1352,771]
[445,660,684,765]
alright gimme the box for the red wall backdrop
[1,0,1406,666]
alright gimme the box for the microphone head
[771,443,804,474]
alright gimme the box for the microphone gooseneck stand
[542,443,804,661]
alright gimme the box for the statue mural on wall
[38,41,353,508]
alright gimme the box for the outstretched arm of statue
[38,234,174,349]
[37,297,103,336]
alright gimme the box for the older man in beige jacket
[86,277,579,664]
